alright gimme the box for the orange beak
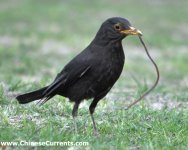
[121,26,142,36]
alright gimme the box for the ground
[0,0,188,149]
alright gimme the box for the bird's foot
[73,117,78,134]
[93,129,99,137]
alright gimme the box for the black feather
[16,87,48,104]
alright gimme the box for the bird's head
[95,17,142,44]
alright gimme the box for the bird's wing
[43,53,92,97]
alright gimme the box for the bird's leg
[72,102,79,134]
[89,98,100,135]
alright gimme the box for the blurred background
[0,0,187,107]
[0,0,188,148]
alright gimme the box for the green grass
[1,99,188,150]
[0,0,188,149]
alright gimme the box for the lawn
[0,0,188,149]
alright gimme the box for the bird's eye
[114,24,121,31]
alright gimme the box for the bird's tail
[16,86,48,104]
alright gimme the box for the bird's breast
[107,49,124,79]
[94,44,125,85]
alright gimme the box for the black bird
[16,17,142,133]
